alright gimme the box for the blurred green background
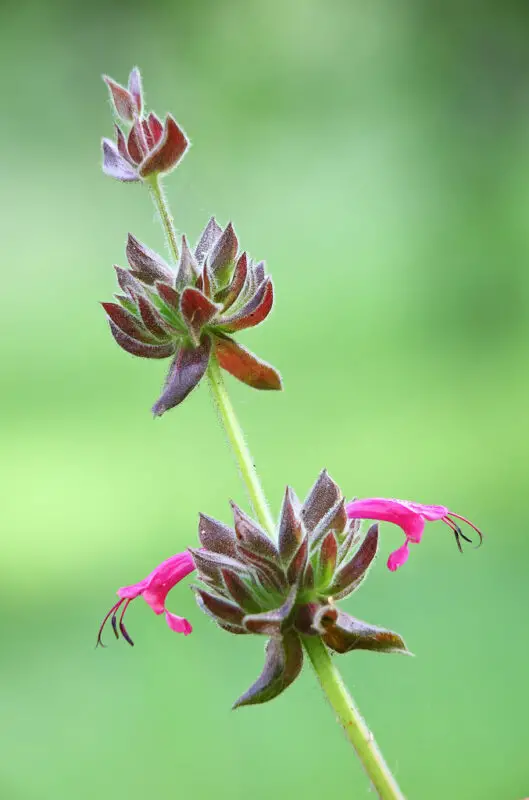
[1,0,528,797]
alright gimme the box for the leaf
[128,124,143,164]
[310,498,348,548]
[176,235,199,287]
[189,549,251,591]
[193,586,245,627]
[214,336,282,391]
[101,139,139,182]
[155,282,180,311]
[236,547,287,593]
[139,115,189,177]
[316,531,338,589]
[327,524,379,600]
[114,266,143,298]
[115,125,132,163]
[103,76,135,121]
[126,234,174,285]
[180,287,219,344]
[195,217,222,265]
[127,67,143,114]
[253,260,266,284]
[195,265,212,298]
[208,222,238,285]
[219,279,274,332]
[142,119,154,150]
[242,584,298,636]
[231,503,279,563]
[115,294,138,316]
[215,252,248,310]
[151,336,211,416]
[337,519,362,564]
[278,487,304,565]
[148,112,164,145]
[102,302,156,344]
[198,513,238,557]
[286,536,309,585]
[108,321,175,359]
[301,470,341,533]
[315,607,410,656]
[232,631,303,708]
[221,568,262,613]
[137,296,173,340]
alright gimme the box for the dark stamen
[111,612,120,639]
[118,599,134,646]
[443,516,464,552]
[96,599,124,648]
[448,513,484,548]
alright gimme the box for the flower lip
[96,551,195,647]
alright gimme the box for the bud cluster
[103,219,281,415]
[102,68,189,182]
[192,471,408,707]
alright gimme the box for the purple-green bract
[102,221,281,415]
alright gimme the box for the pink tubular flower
[345,498,483,572]
[97,551,196,647]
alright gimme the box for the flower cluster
[191,471,410,707]
[98,472,417,707]
[102,67,189,182]
[102,219,281,414]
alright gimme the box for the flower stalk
[146,168,276,535]
[207,355,275,536]
[302,635,405,800]
[145,164,404,798]
[146,174,180,263]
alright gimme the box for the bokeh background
[1,0,529,797]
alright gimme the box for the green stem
[302,635,405,800]
[206,356,275,536]
[146,174,180,262]
[146,176,404,799]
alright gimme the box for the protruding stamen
[96,599,124,648]
[442,516,464,552]
[111,612,120,639]
[118,599,134,646]
[443,514,483,552]
[448,512,484,547]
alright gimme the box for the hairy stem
[207,356,275,536]
[146,177,404,799]
[146,174,180,262]
[302,635,405,799]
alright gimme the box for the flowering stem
[145,174,180,262]
[206,355,275,536]
[145,173,273,534]
[146,176,403,797]
[301,635,405,800]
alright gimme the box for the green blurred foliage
[1,0,528,797]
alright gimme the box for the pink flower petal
[387,541,410,572]
[117,579,148,600]
[165,611,192,635]
[398,501,448,521]
[141,552,196,614]
[346,498,426,543]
